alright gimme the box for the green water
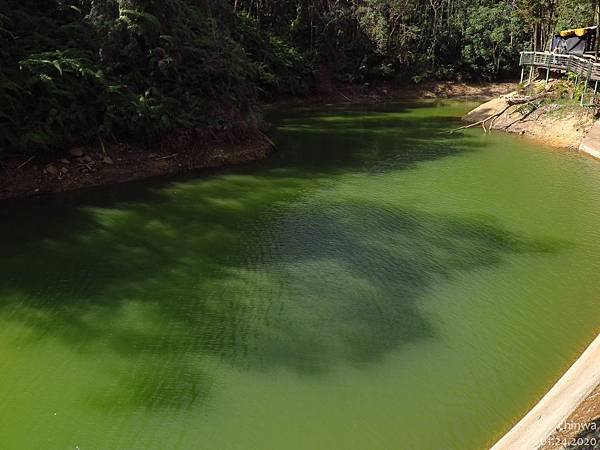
[1,101,600,450]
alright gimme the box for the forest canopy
[0,0,597,155]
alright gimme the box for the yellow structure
[559,27,594,38]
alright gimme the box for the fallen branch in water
[483,103,513,133]
[335,88,352,102]
[448,93,549,134]
[449,104,512,134]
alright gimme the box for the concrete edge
[490,334,600,450]
[579,141,600,160]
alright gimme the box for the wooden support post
[594,1,600,61]
[581,67,592,106]
[546,67,551,83]
[528,66,534,83]
[520,67,525,84]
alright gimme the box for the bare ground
[0,130,274,201]
[463,93,596,149]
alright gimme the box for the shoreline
[0,81,515,203]
[541,383,600,449]
[278,86,600,449]
[467,89,600,449]
[463,90,597,151]
[0,130,275,202]
[491,333,600,450]
[265,80,516,109]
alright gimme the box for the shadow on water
[265,102,481,175]
[0,102,566,411]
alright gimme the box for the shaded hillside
[0,0,595,157]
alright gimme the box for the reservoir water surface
[1,101,599,449]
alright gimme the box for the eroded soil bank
[463,87,597,150]
[0,130,275,201]
[0,82,515,202]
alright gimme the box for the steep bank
[464,93,596,150]
[0,131,274,201]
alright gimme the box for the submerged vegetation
[0,0,597,156]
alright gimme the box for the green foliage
[566,71,587,99]
[234,13,314,95]
[462,4,526,79]
[554,0,595,34]
[0,0,593,156]
[0,0,284,155]
[234,0,538,82]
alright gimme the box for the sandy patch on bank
[464,95,595,149]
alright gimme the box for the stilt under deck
[519,51,600,105]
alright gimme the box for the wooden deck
[520,51,600,104]
[520,51,600,82]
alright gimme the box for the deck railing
[520,51,600,82]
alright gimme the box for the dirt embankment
[463,92,596,149]
[0,130,275,201]
[0,81,515,201]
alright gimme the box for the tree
[463,2,526,79]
